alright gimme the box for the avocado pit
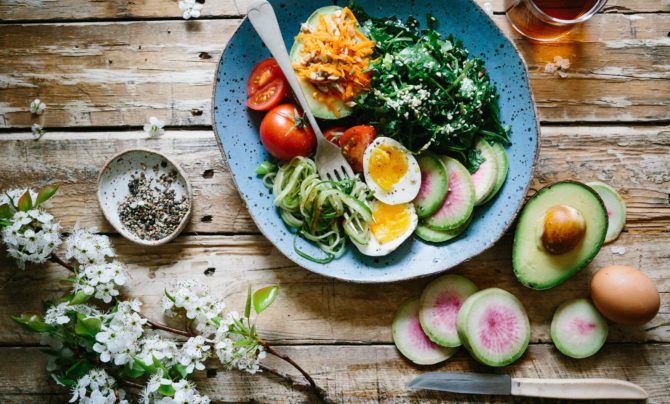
[541,205,586,254]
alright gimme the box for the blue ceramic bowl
[213,0,539,283]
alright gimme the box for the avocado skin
[512,181,608,290]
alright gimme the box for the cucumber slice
[424,157,475,231]
[471,140,499,206]
[481,143,509,205]
[419,275,478,347]
[456,288,530,367]
[414,153,449,218]
[415,215,472,243]
[289,6,352,120]
[392,298,457,365]
[586,181,626,243]
[551,298,608,359]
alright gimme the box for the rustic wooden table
[0,0,669,402]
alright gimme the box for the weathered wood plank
[0,126,667,234]
[0,15,668,127]
[1,344,669,403]
[0,0,665,21]
[1,232,668,345]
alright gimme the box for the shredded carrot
[292,7,375,115]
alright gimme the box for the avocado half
[289,6,353,120]
[513,181,608,290]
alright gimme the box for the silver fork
[247,0,355,181]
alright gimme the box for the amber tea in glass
[505,0,607,41]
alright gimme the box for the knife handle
[511,378,648,400]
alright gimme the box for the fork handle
[246,0,325,142]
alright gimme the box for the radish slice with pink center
[419,274,478,347]
[424,156,475,231]
[470,139,499,206]
[587,181,626,243]
[392,298,457,365]
[456,288,530,367]
[551,298,608,359]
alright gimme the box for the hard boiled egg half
[352,200,418,256]
[363,137,421,205]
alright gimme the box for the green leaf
[244,284,252,318]
[0,203,11,220]
[53,375,77,387]
[124,360,146,379]
[211,316,222,327]
[69,290,91,305]
[0,218,11,228]
[34,184,59,207]
[74,314,101,338]
[164,289,176,302]
[65,359,93,380]
[17,190,32,212]
[158,383,176,397]
[172,363,189,379]
[253,285,279,315]
[12,314,52,333]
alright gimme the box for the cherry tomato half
[340,125,376,173]
[247,58,284,96]
[260,104,316,161]
[323,127,347,146]
[246,78,287,111]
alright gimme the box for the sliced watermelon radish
[551,298,608,359]
[481,143,509,205]
[414,153,449,218]
[471,140,499,206]
[419,274,479,347]
[586,181,626,243]
[392,298,457,365]
[456,288,530,367]
[424,157,475,231]
[415,215,472,243]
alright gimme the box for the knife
[407,372,648,400]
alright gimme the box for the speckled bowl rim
[96,148,193,247]
[211,1,541,283]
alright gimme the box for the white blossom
[65,225,116,265]
[177,335,210,374]
[30,98,46,115]
[213,311,264,374]
[143,116,165,137]
[163,280,225,336]
[137,335,179,367]
[31,123,46,139]
[93,300,146,366]
[69,368,127,404]
[44,302,101,326]
[142,371,210,404]
[1,209,62,269]
[179,0,203,20]
[74,261,128,303]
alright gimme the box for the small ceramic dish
[97,148,192,246]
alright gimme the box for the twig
[260,341,328,403]
[145,318,193,338]
[49,253,75,272]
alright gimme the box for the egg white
[352,201,418,257]
[363,137,421,205]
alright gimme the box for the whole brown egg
[590,265,660,325]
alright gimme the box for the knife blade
[407,373,648,400]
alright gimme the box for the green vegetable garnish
[350,6,511,165]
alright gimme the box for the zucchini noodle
[258,157,374,263]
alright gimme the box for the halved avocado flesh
[289,6,352,120]
[513,181,607,290]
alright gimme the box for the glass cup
[504,0,608,41]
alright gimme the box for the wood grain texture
[1,231,668,345]
[0,126,667,234]
[1,14,669,127]
[0,0,666,21]
[1,344,669,403]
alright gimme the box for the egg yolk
[369,144,408,192]
[370,202,411,243]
